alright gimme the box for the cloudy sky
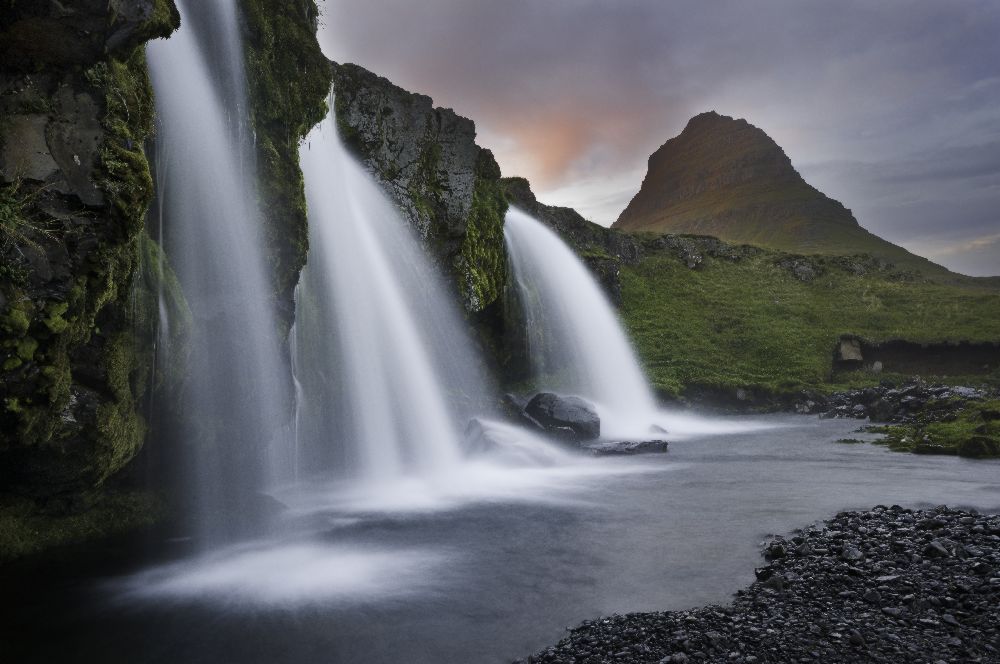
[318,0,1000,276]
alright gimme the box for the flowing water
[505,208,700,439]
[291,107,490,484]
[6,417,999,663]
[147,0,292,539]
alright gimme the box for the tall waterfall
[504,208,661,438]
[293,107,487,482]
[148,0,292,537]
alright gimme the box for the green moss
[458,150,508,309]
[0,491,164,561]
[15,336,37,361]
[2,301,31,335]
[0,44,163,486]
[239,0,332,322]
[870,398,1000,458]
[42,302,70,333]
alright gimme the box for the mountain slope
[613,111,958,280]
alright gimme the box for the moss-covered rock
[238,0,332,332]
[0,2,179,523]
[331,62,508,312]
[871,397,1000,458]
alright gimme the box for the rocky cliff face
[0,1,180,502]
[240,0,332,332]
[331,63,508,313]
[614,112,952,279]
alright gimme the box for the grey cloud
[320,0,1000,275]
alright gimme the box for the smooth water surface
[6,416,999,663]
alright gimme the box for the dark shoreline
[519,506,1000,663]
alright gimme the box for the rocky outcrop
[0,2,180,500]
[239,0,332,332]
[331,63,507,313]
[613,111,955,280]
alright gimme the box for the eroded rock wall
[0,1,180,500]
[331,63,508,313]
[240,0,332,332]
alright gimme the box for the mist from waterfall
[292,107,489,484]
[147,0,292,540]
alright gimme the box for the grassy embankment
[619,245,1000,402]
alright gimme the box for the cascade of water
[147,0,292,539]
[503,208,662,438]
[293,107,488,482]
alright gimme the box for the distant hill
[613,111,965,282]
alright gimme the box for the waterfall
[504,208,662,438]
[293,106,488,482]
[147,0,292,539]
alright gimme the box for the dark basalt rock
[521,505,1000,664]
[524,392,601,441]
[331,62,507,313]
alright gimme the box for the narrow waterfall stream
[147,0,292,540]
[503,208,768,440]
[504,208,660,438]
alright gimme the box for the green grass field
[619,246,1000,400]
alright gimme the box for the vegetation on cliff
[331,63,508,312]
[0,0,182,558]
[240,0,332,329]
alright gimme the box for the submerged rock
[583,439,669,456]
[462,417,504,456]
[524,392,601,441]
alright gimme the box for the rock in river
[524,392,601,440]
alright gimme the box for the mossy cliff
[239,0,331,331]
[331,63,508,313]
[0,1,180,551]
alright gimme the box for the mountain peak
[612,112,959,278]
[617,110,846,238]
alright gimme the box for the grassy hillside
[619,239,1000,401]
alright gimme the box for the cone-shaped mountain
[614,111,954,279]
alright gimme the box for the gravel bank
[519,506,1000,663]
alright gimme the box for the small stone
[841,546,863,561]
[923,540,950,558]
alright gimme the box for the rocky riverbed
[519,506,1000,663]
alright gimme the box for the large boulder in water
[525,392,601,441]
